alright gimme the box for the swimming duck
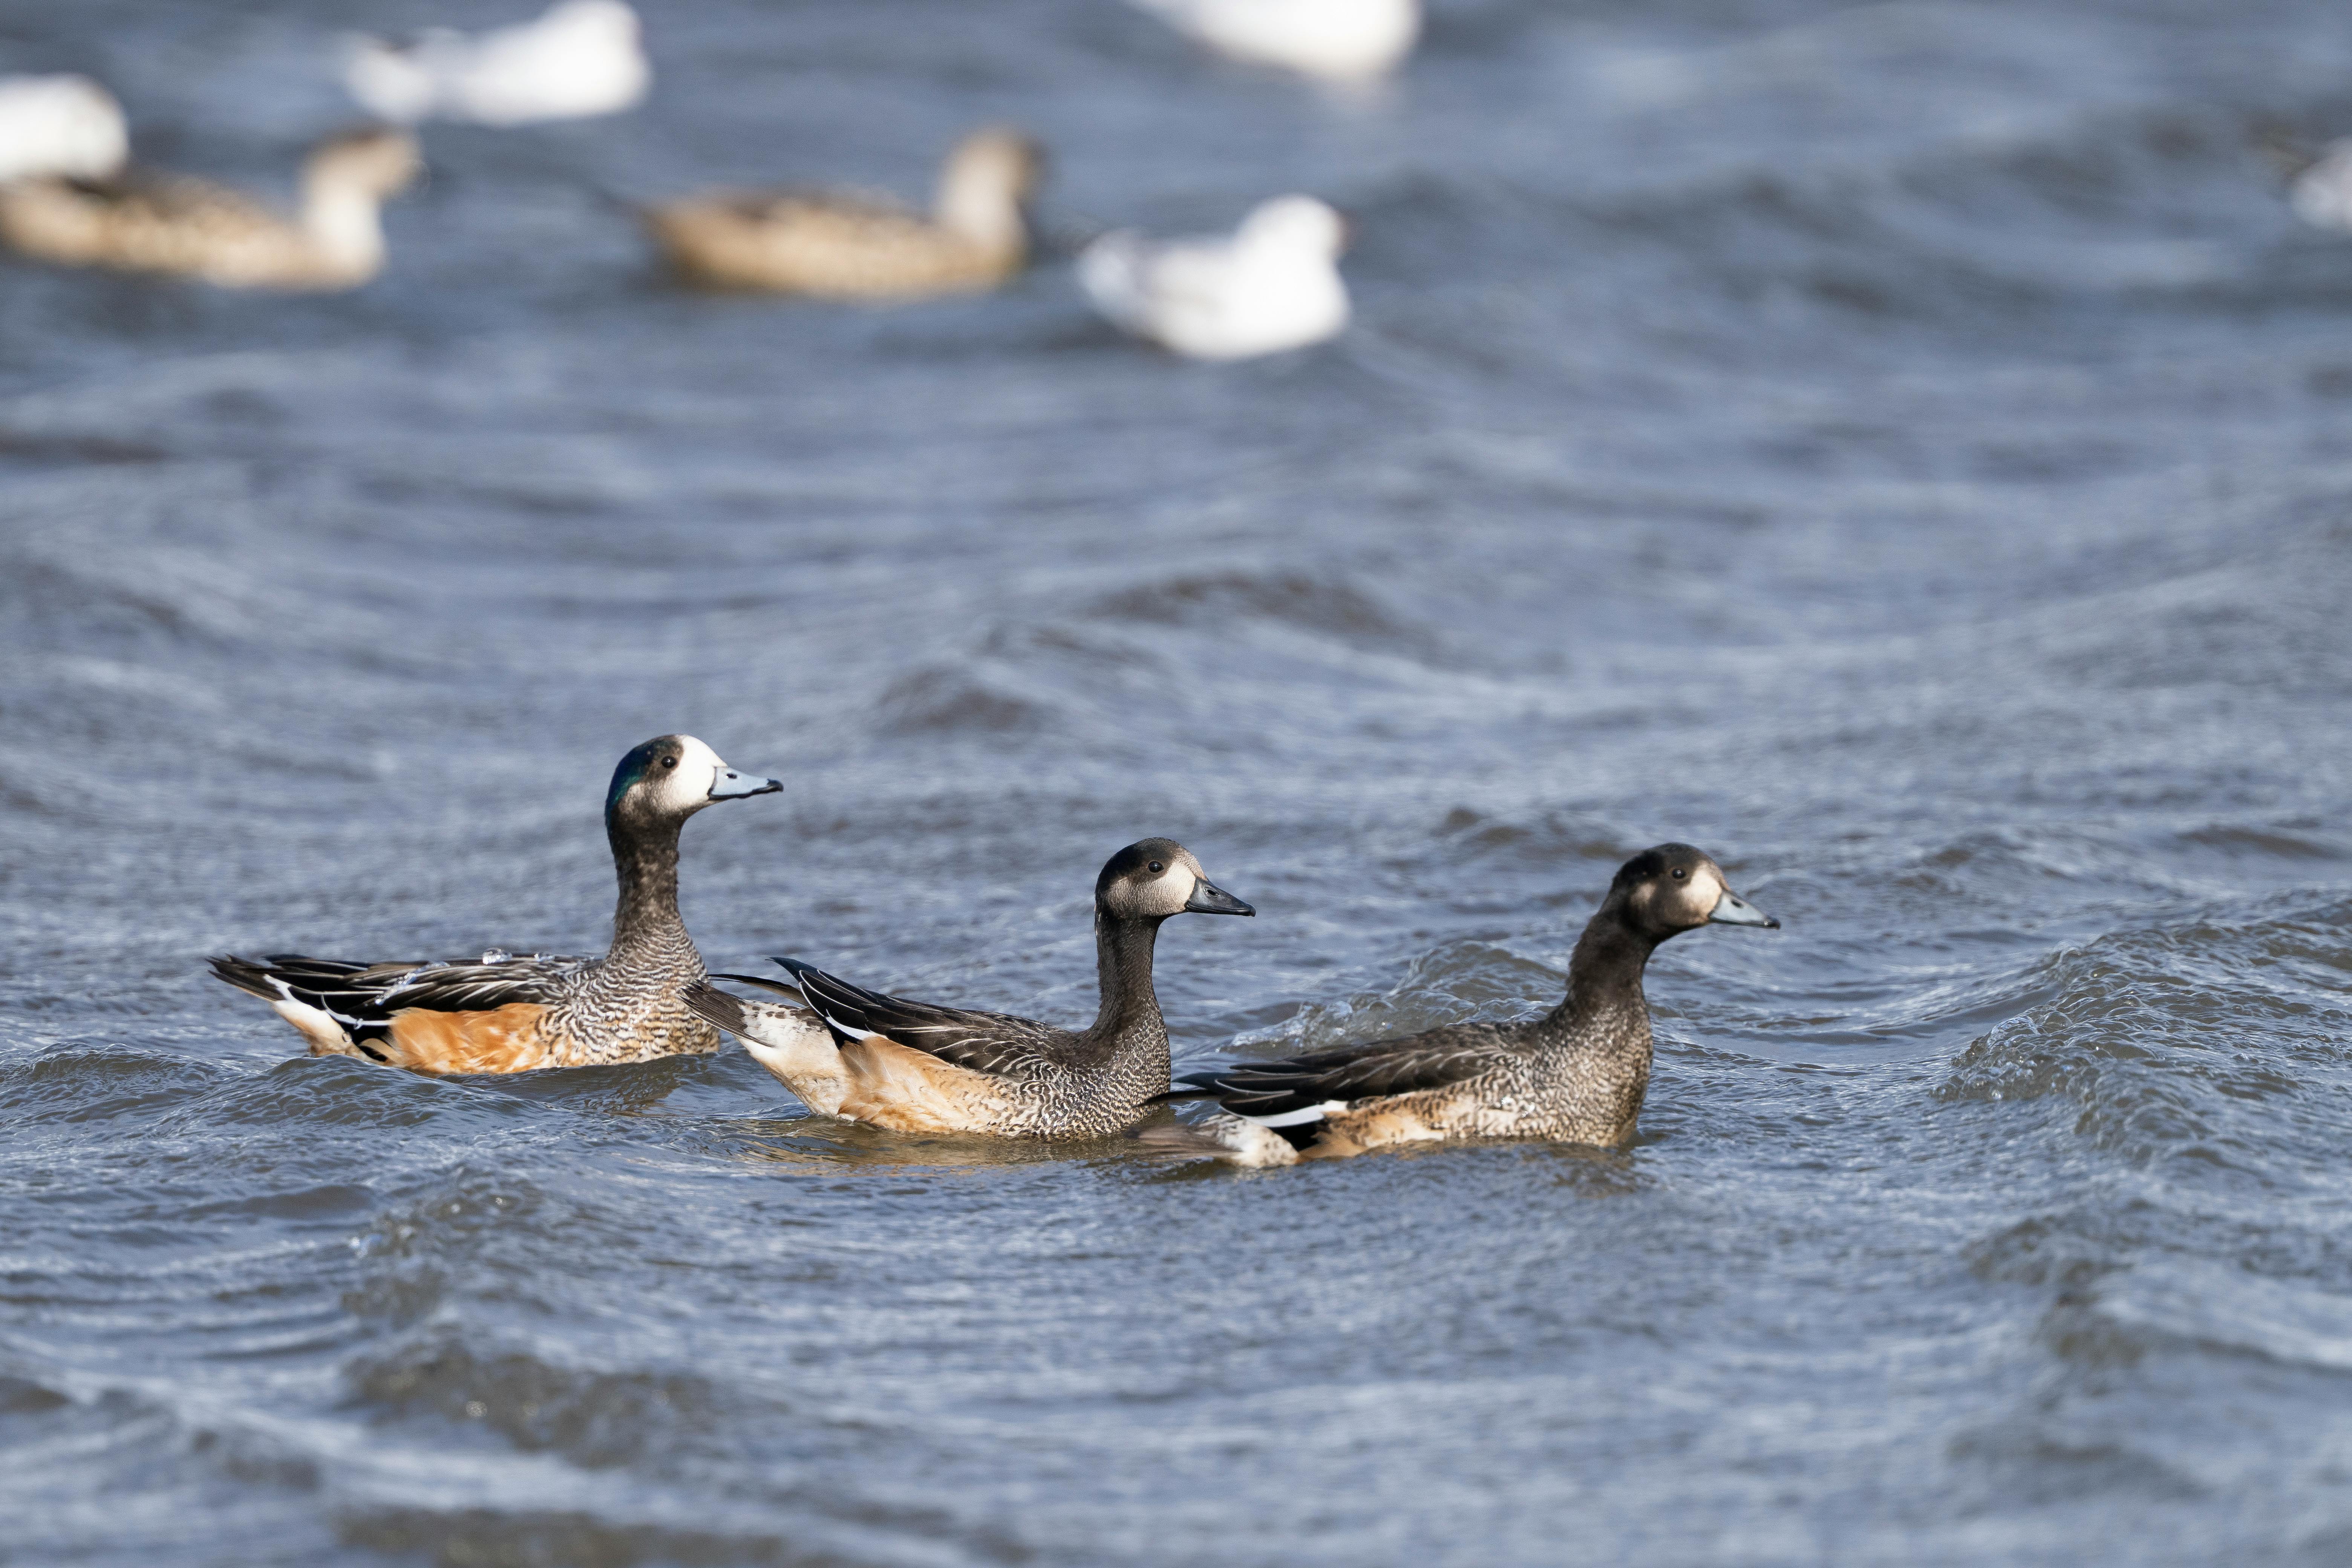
[346,0,649,126]
[686,839,1254,1135]
[0,74,128,184]
[1145,844,1778,1166]
[1078,195,1349,360]
[643,127,1044,301]
[210,735,780,1073]
[0,127,419,290]
[1128,0,1419,81]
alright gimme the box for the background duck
[643,126,1044,301]
[688,838,1253,1135]
[0,126,419,290]
[1127,0,1419,82]
[345,0,649,126]
[210,735,780,1073]
[1146,844,1779,1166]
[0,74,128,184]
[1078,194,1349,359]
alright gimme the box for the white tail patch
[267,995,355,1054]
[1237,1100,1345,1129]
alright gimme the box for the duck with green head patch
[211,735,781,1073]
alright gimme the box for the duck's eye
[1147,861,1165,874]
[1671,867,1686,879]
[661,756,678,769]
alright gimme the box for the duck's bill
[1185,879,1255,917]
[1709,889,1780,928]
[708,767,782,799]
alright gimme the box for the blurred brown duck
[643,126,1042,300]
[0,126,419,291]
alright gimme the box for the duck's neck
[606,814,699,973]
[1084,909,1167,1058]
[1541,903,1658,1044]
[301,178,385,276]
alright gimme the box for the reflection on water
[5,0,2352,1562]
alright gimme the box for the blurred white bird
[2289,139,2352,232]
[1127,0,1419,81]
[1078,195,1349,360]
[0,75,128,184]
[345,0,648,126]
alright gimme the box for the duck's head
[604,734,779,835]
[946,126,1046,202]
[305,126,423,200]
[1609,843,1778,942]
[1238,195,1348,260]
[937,125,1047,249]
[1094,838,1254,922]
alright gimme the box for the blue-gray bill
[1709,890,1779,928]
[709,769,782,799]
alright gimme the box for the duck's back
[648,190,1016,299]
[0,172,339,288]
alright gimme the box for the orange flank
[832,1033,1018,1133]
[383,1002,555,1074]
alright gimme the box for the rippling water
[7,0,2352,1562]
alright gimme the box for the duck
[1127,0,1419,82]
[685,838,1254,1135]
[1077,194,1349,360]
[0,74,128,184]
[643,127,1044,301]
[209,735,781,1073]
[1143,844,1779,1166]
[0,126,420,290]
[345,0,648,126]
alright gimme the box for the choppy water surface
[6,0,2352,1561]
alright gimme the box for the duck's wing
[1166,1020,1519,1124]
[774,957,1069,1080]
[98,170,280,229]
[210,951,586,1069]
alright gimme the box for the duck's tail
[686,973,810,1035]
[208,953,372,1057]
[690,977,848,1115]
[1129,1112,1302,1167]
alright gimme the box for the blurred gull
[345,0,648,126]
[0,127,420,290]
[644,127,1044,301]
[2289,139,2352,231]
[1128,0,1419,81]
[1079,194,1349,360]
[0,75,128,183]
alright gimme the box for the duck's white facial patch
[652,734,726,814]
[1683,863,1725,920]
[1145,856,1200,916]
[1105,853,1200,917]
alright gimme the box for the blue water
[6,1,2352,1562]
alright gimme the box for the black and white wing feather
[773,957,1070,1080]
[1168,1021,1520,1124]
[210,951,586,1039]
